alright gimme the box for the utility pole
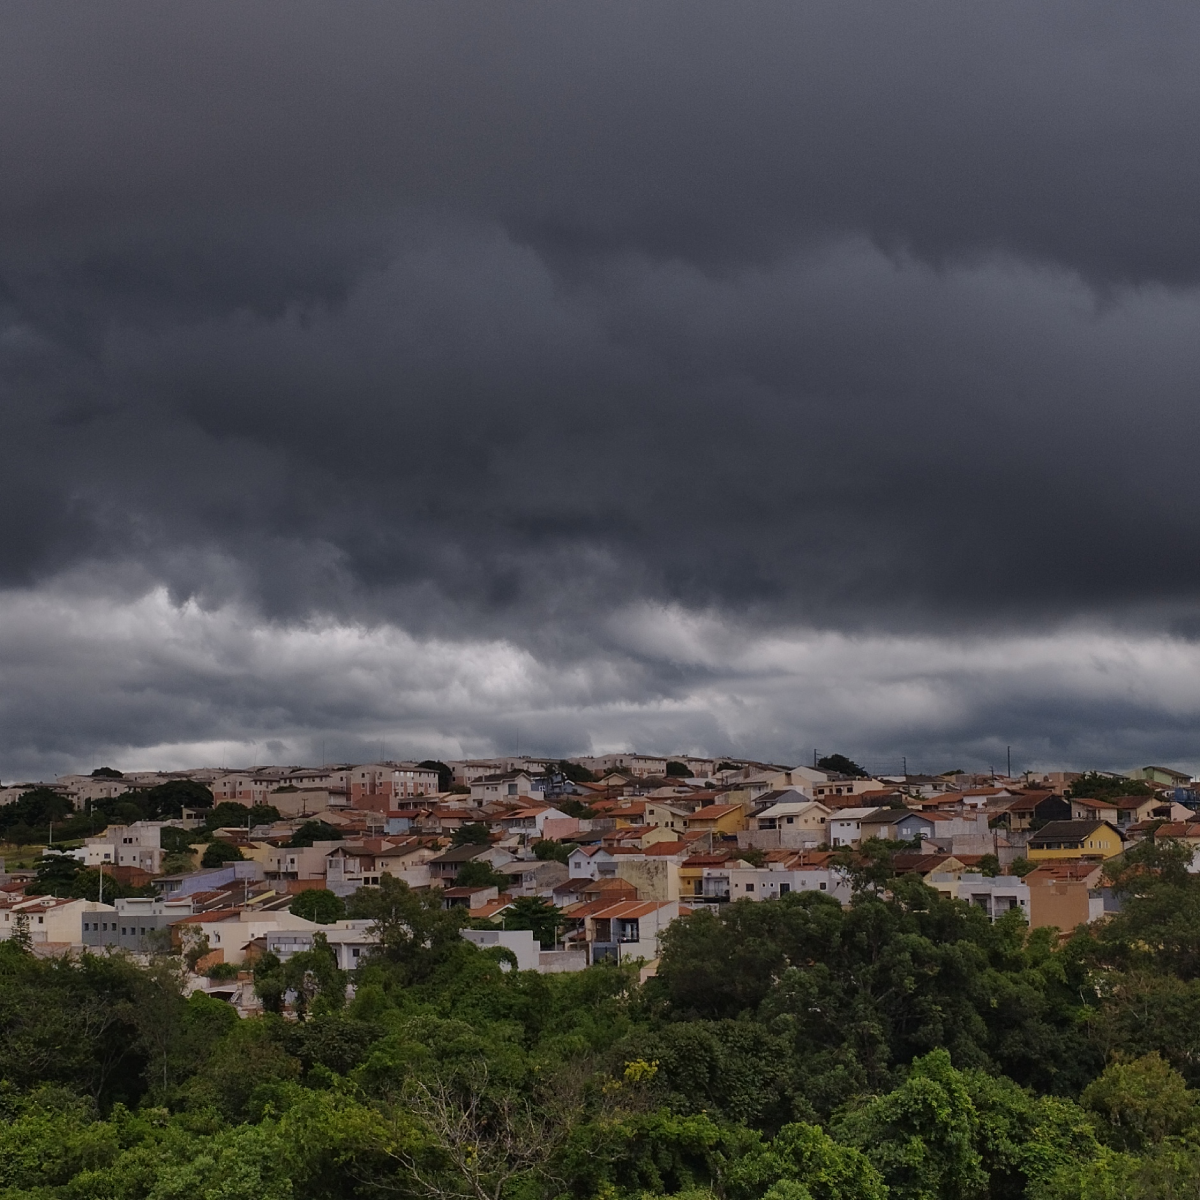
[1007,746,1012,778]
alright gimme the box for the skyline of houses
[1,753,1197,1015]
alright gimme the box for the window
[819,882,827,891]
[779,883,791,894]
[786,816,794,824]
[122,927,127,935]
[745,882,755,892]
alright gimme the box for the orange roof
[642,840,690,856]
[1026,860,1105,882]
[689,804,742,821]
[589,900,669,919]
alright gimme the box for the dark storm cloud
[3,0,1200,775]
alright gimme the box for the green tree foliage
[557,759,597,783]
[204,801,281,829]
[454,859,510,889]
[418,759,454,791]
[10,843,1200,1200]
[1067,771,1156,800]
[90,766,123,779]
[666,761,690,777]
[503,896,562,948]
[287,819,344,847]
[1080,1053,1200,1151]
[451,821,493,846]
[817,754,869,778]
[533,837,570,863]
[0,787,74,842]
[290,889,347,924]
[201,839,246,867]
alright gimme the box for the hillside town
[1,752,1194,1013]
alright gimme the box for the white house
[828,807,886,848]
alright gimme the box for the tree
[290,889,346,924]
[817,754,868,778]
[419,759,455,791]
[130,778,214,817]
[1009,857,1035,877]
[1067,771,1155,800]
[977,854,1001,877]
[345,873,466,983]
[834,1049,988,1200]
[287,819,344,847]
[202,840,246,867]
[1080,1053,1200,1152]
[26,852,84,897]
[503,897,562,948]
[455,860,510,889]
[452,822,493,846]
[91,766,123,779]
[666,761,690,777]
[557,759,596,783]
[280,932,347,1019]
[533,839,570,864]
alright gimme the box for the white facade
[828,807,885,847]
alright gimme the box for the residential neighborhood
[2,753,1198,1016]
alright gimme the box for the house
[81,896,194,952]
[564,898,681,964]
[262,920,378,971]
[858,809,935,843]
[155,860,264,897]
[172,909,325,966]
[497,859,568,897]
[460,927,541,971]
[931,872,1030,921]
[2,895,118,947]
[264,840,344,882]
[76,822,167,874]
[828,807,885,848]
[427,844,515,885]
[727,862,853,905]
[494,805,570,838]
[684,804,747,836]
[642,801,693,832]
[751,797,831,838]
[568,845,619,879]
[678,851,746,901]
[987,792,1070,832]
[1129,765,1192,787]
[1069,797,1122,824]
[442,885,504,910]
[470,771,546,804]
[325,839,437,892]
[1028,820,1125,861]
[573,754,669,778]
[1024,860,1109,930]
[809,777,888,804]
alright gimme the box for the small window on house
[745,883,755,892]
[819,882,827,891]
[786,816,794,824]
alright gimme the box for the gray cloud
[3,1,1200,776]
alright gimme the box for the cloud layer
[3,1,1200,776]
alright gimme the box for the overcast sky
[4,0,1200,780]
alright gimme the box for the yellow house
[684,804,748,836]
[1028,820,1125,861]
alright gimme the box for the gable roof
[1029,820,1123,846]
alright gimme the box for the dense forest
[5,838,1200,1199]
